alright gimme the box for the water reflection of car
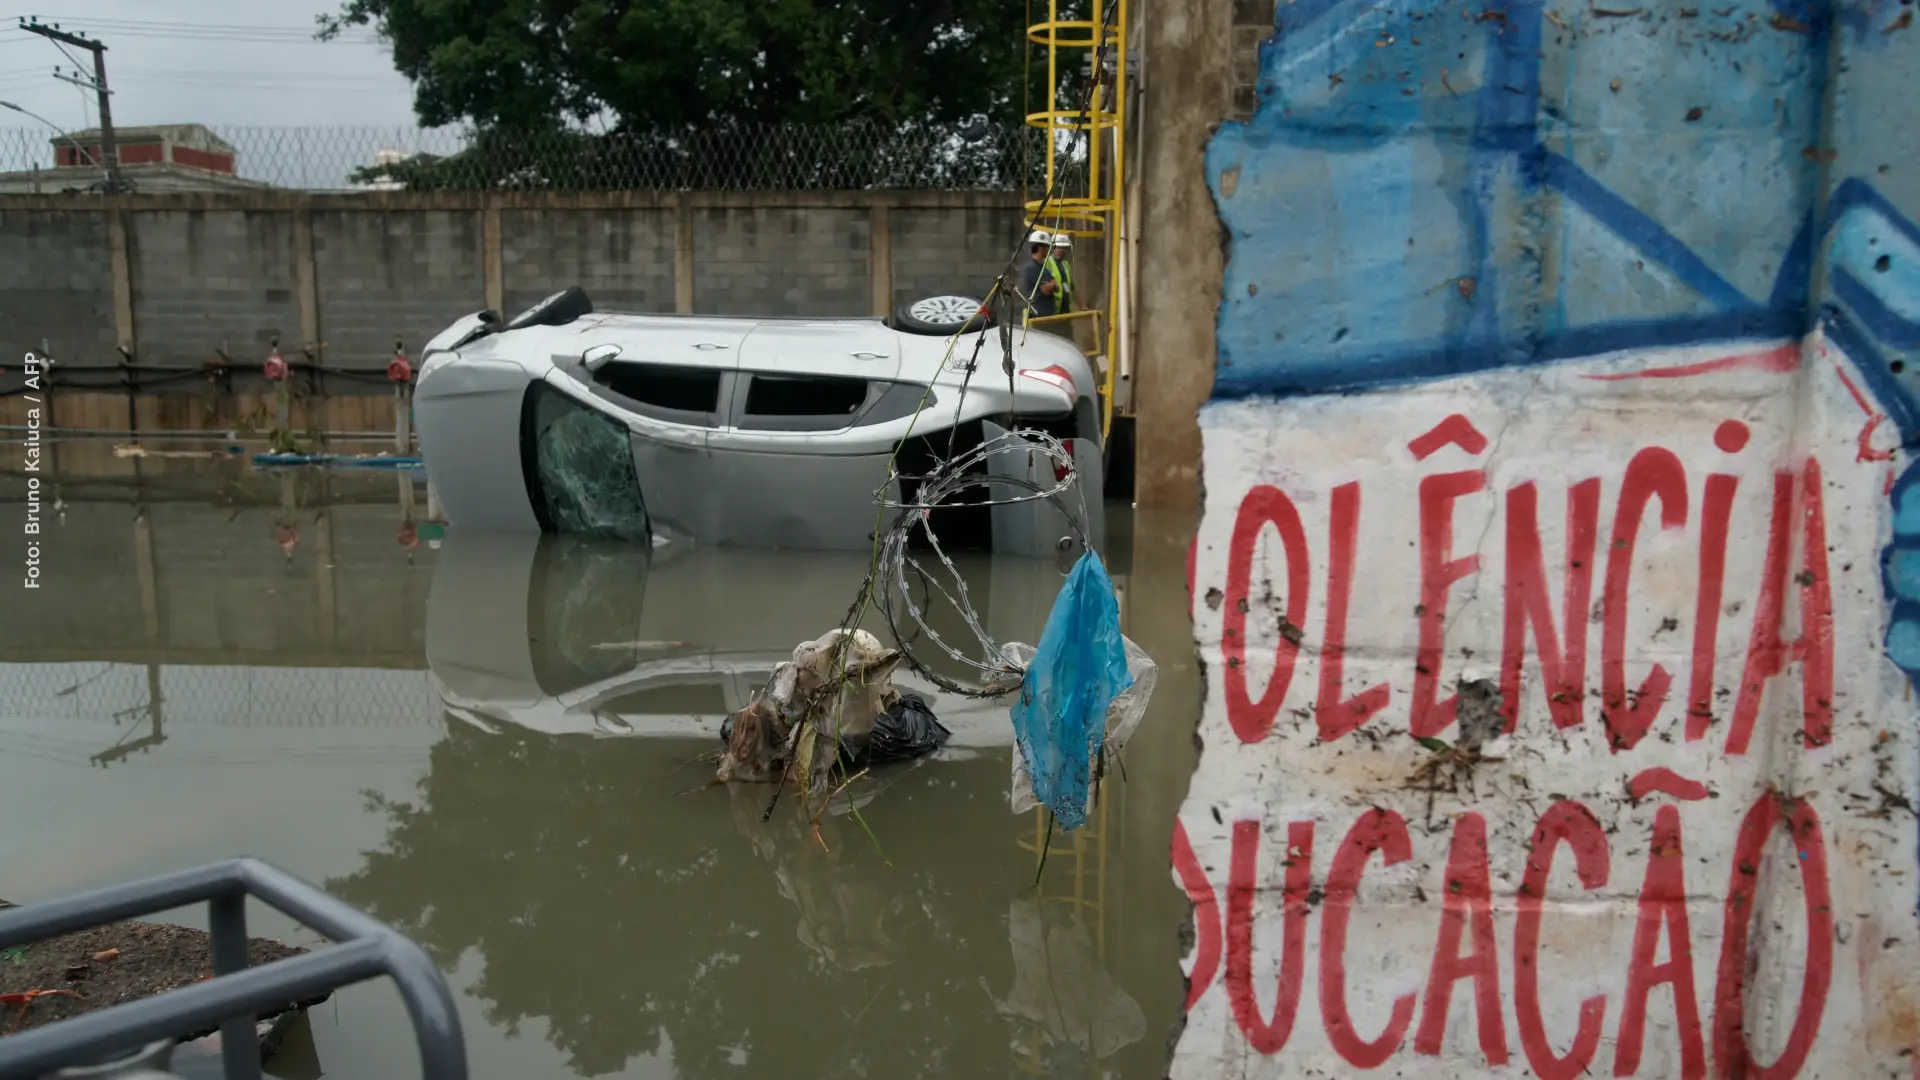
[425,532,1074,748]
[412,286,1105,554]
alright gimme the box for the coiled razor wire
[872,427,1091,699]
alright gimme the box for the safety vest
[1047,256,1073,313]
[1025,257,1067,325]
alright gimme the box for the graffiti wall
[1172,2,1920,1077]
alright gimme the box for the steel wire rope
[755,0,1122,833]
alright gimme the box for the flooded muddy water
[0,448,1198,1080]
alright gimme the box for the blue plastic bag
[1010,550,1134,831]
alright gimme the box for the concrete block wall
[501,207,675,318]
[0,191,1024,401]
[315,209,487,370]
[0,210,115,366]
[1171,3,1920,1078]
[891,205,1018,313]
[128,210,302,369]
[691,206,870,317]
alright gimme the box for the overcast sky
[0,1,438,184]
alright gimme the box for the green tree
[316,0,1035,132]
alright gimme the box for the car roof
[548,309,1039,377]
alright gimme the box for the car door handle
[850,351,888,360]
[692,342,730,351]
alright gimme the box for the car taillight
[1020,364,1077,397]
[1054,440,1075,483]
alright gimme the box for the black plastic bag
[859,692,952,765]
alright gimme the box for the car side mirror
[582,343,623,371]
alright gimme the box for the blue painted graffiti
[1208,0,1916,403]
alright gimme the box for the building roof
[0,161,277,194]
[53,124,236,155]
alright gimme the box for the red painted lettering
[1729,471,1795,755]
[1686,420,1750,741]
[1687,470,1739,740]
[1412,471,1487,738]
[1727,459,1835,755]
[1409,414,1490,460]
[1712,793,1833,1079]
[1628,767,1710,802]
[1515,801,1611,1080]
[1171,820,1221,1012]
[1321,809,1417,1068]
[1500,479,1600,733]
[1318,482,1390,741]
[1414,812,1508,1064]
[1602,448,1689,752]
[1226,820,1315,1053]
[1224,486,1311,744]
[1614,804,1706,1080]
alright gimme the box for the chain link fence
[0,121,1052,192]
[0,662,443,731]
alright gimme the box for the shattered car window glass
[526,382,652,543]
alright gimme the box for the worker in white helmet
[1020,227,1063,327]
[1049,232,1075,315]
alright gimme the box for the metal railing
[0,122,1052,193]
[0,858,467,1080]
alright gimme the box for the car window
[594,362,722,413]
[744,373,867,416]
[522,381,652,543]
[861,381,936,426]
[726,374,938,432]
[735,372,874,431]
[565,359,726,428]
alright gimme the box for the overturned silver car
[412,287,1105,554]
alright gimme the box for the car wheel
[506,285,595,330]
[892,294,991,336]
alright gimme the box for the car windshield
[523,381,652,543]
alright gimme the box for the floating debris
[716,628,926,802]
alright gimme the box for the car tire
[892,294,991,336]
[506,286,595,330]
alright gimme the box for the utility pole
[18,18,121,193]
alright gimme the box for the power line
[11,16,381,44]
[113,72,403,86]
[114,66,400,81]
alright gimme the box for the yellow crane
[1023,0,1132,443]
